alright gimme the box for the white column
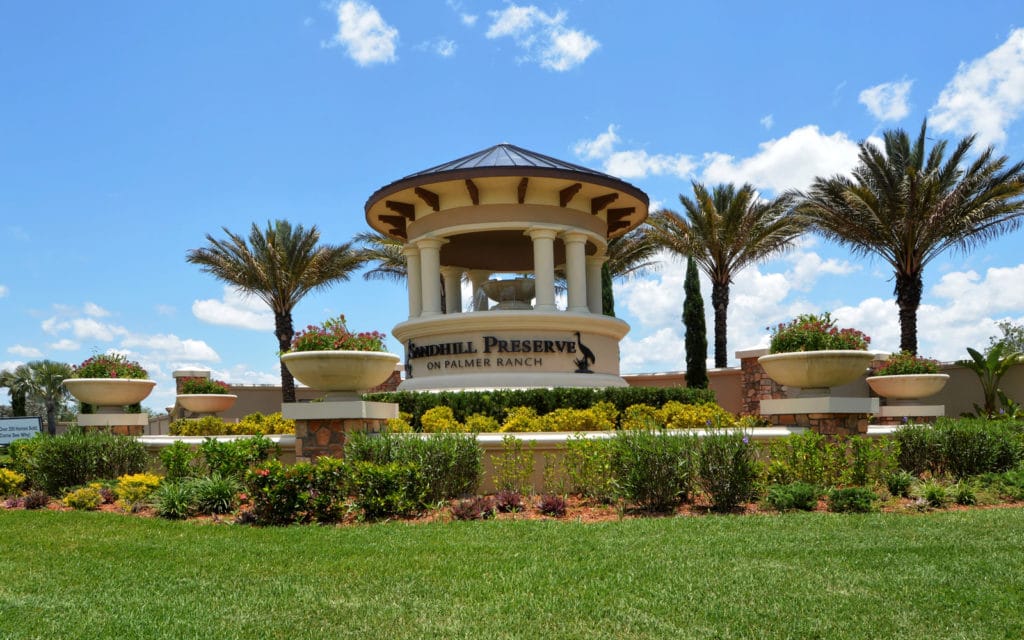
[527,227,558,312]
[586,254,605,315]
[402,245,422,319]
[417,237,445,316]
[563,231,589,313]
[468,269,490,311]
[441,267,463,314]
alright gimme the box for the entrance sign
[0,417,42,445]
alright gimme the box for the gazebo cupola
[365,143,649,391]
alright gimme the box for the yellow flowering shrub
[420,406,465,432]
[658,401,738,429]
[536,403,617,432]
[500,406,541,432]
[463,413,501,433]
[0,468,26,496]
[63,486,102,510]
[235,412,295,435]
[116,472,162,508]
[385,412,414,433]
[620,404,662,430]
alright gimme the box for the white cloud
[760,114,774,130]
[0,284,7,298]
[930,28,1024,148]
[329,1,398,66]
[49,339,80,351]
[71,318,127,342]
[0,360,25,373]
[446,0,477,26]
[121,333,220,362]
[192,286,274,331]
[620,327,685,374]
[701,125,861,193]
[41,317,70,334]
[858,79,913,121]
[485,5,598,71]
[461,13,478,27]
[436,39,457,57]
[155,304,175,316]
[7,345,42,358]
[83,302,110,318]
[573,125,695,179]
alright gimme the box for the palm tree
[10,360,72,435]
[796,121,1024,354]
[0,366,28,416]
[354,231,407,283]
[186,220,367,402]
[601,226,660,316]
[650,182,804,368]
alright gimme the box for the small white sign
[0,417,41,445]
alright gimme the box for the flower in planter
[287,314,387,353]
[768,312,870,353]
[72,353,149,379]
[872,351,940,376]
[180,377,230,394]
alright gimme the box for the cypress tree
[601,262,615,317]
[683,256,708,388]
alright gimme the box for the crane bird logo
[573,331,596,374]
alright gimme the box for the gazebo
[365,143,649,390]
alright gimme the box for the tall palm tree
[186,220,367,402]
[650,182,804,368]
[11,360,72,435]
[0,366,28,417]
[601,226,660,316]
[796,121,1024,354]
[354,231,407,283]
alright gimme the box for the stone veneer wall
[738,352,785,416]
[294,417,388,462]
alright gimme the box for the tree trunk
[275,311,296,403]
[895,270,923,355]
[46,399,57,436]
[601,262,615,317]
[711,280,730,369]
[11,390,26,417]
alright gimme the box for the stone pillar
[468,270,490,311]
[563,232,589,313]
[284,401,399,463]
[527,227,558,312]
[441,267,463,314]
[417,237,445,316]
[586,254,604,315]
[403,245,422,319]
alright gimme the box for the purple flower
[742,436,749,444]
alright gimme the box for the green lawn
[1,509,1023,639]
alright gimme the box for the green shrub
[885,471,915,498]
[951,481,977,506]
[152,481,197,519]
[492,435,534,494]
[535,403,617,432]
[345,432,481,502]
[63,485,102,510]
[976,467,1024,500]
[159,441,199,480]
[463,413,500,433]
[191,474,242,515]
[697,431,759,512]
[844,436,899,487]
[894,423,939,476]
[766,431,845,487]
[610,430,695,512]
[564,435,616,503]
[170,412,295,436]
[385,412,414,433]
[766,482,820,511]
[16,430,147,495]
[365,387,717,430]
[199,435,277,480]
[245,459,349,525]
[349,461,426,520]
[500,406,541,432]
[620,404,661,430]
[937,419,1021,480]
[0,468,26,496]
[827,487,876,513]
[170,416,226,436]
[769,312,870,353]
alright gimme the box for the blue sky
[3,2,1024,411]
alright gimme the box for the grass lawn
[1,508,1023,639]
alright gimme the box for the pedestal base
[283,401,399,462]
[760,396,878,436]
[78,412,148,436]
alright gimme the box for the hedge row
[365,386,716,431]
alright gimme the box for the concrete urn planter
[63,378,156,406]
[281,350,400,400]
[176,394,238,414]
[757,350,874,390]
[866,374,950,400]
